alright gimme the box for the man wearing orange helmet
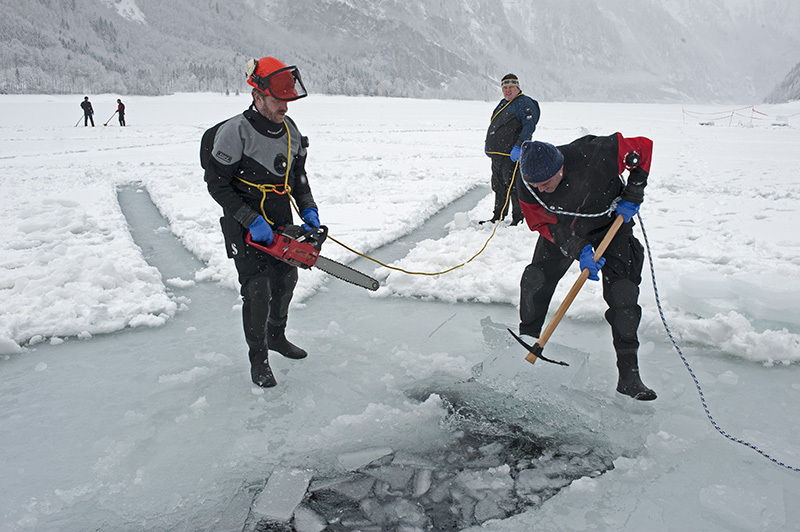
[203,56,318,388]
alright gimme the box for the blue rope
[637,213,800,472]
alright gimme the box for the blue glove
[510,145,521,162]
[615,200,640,223]
[579,244,606,281]
[248,216,273,244]
[300,207,320,232]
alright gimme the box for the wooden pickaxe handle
[525,214,625,364]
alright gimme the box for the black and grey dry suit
[516,132,652,376]
[204,107,316,367]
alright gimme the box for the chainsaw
[245,225,379,291]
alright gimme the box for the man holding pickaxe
[515,135,657,401]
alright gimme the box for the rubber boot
[616,353,657,401]
[267,323,307,360]
[248,339,277,388]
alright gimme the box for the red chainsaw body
[245,225,325,269]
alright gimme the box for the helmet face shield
[253,66,307,101]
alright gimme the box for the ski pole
[103,111,117,126]
[521,214,624,365]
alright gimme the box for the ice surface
[2,95,800,532]
[251,468,313,523]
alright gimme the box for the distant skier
[116,99,126,126]
[81,96,94,127]
[482,74,540,226]
[202,56,319,388]
[516,134,657,401]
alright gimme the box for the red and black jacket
[516,133,653,259]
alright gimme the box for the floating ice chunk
[515,468,554,494]
[412,468,432,498]
[455,464,513,497]
[293,505,327,532]
[474,495,505,522]
[337,447,393,471]
[383,498,427,528]
[391,451,434,469]
[330,475,376,500]
[366,465,415,491]
[359,498,387,524]
[35,362,47,372]
[252,468,313,523]
[569,476,599,493]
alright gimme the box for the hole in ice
[245,390,616,532]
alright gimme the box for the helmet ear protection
[246,58,258,78]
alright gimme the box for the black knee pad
[606,278,639,308]
[242,276,271,301]
[521,264,546,293]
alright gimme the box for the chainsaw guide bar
[245,225,379,291]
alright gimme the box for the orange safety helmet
[246,57,307,101]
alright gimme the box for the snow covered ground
[1,93,800,531]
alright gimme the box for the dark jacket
[80,100,93,115]
[204,108,316,229]
[485,93,540,153]
[516,133,652,259]
[117,102,125,115]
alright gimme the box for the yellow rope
[324,96,528,276]
[490,92,522,123]
[235,120,293,225]
[327,162,519,276]
[241,115,521,278]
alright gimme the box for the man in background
[482,74,540,225]
[81,96,94,127]
[117,99,126,126]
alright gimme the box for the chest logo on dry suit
[274,153,288,174]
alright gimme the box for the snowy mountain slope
[1,0,799,102]
[767,60,800,103]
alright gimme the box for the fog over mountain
[1,0,798,102]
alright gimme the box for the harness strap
[486,93,525,159]
[234,120,293,225]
